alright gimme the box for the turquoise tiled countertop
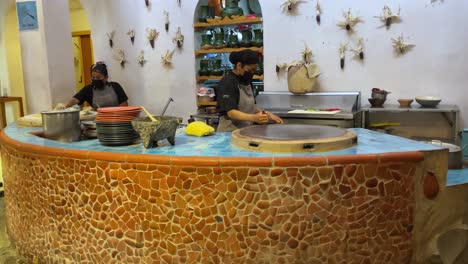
[4,123,468,186]
[4,123,439,157]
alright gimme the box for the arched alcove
[192,0,264,115]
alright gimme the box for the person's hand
[253,112,269,124]
[54,103,66,110]
[267,112,284,124]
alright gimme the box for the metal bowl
[415,96,441,107]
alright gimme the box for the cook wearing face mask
[55,62,129,110]
[216,49,283,132]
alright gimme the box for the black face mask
[238,71,254,85]
[92,79,105,89]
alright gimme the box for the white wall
[56,0,468,127]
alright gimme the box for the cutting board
[287,110,341,115]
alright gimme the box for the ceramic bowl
[415,96,441,107]
[398,99,414,108]
[368,98,386,107]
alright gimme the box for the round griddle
[231,124,357,153]
[238,124,346,141]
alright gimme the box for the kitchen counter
[0,122,464,263]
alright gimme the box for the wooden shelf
[194,16,262,28]
[196,47,263,56]
[197,75,263,82]
[197,101,217,107]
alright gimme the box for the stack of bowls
[95,106,141,146]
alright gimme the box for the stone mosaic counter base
[1,124,465,263]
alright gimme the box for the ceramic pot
[199,59,210,76]
[252,29,263,47]
[210,59,224,76]
[220,0,244,18]
[226,30,239,48]
[199,6,210,22]
[240,29,252,47]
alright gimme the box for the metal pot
[424,140,463,169]
[41,109,81,143]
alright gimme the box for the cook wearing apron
[57,63,129,109]
[216,50,283,132]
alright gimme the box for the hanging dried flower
[161,49,175,65]
[315,1,321,25]
[146,28,159,49]
[127,29,135,45]
[339,43,348,69]
[392,34,415,54]
[281,0,308,12]
[137,50,147,67]
[302,43,313,64]
[145,0,150,8]
[350,37,364,60]
[337,9,363,32]
[164,11,170,32]
[114,49,127,67]
[173,27,184,48]
[107,31,115,48]
[375,5,401,28]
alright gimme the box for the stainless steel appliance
[255,91,361,128]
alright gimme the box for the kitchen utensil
[141,106,157,122]
[368,98,385,107]
[41,109,81,143]
[161,97,174,116]
[398,99,413,108]
[423,140,463,169]
[415,96,441,107]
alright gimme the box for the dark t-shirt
[73,82,128,106]
[216,72,248,116]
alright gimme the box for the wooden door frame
[72,31,93,87]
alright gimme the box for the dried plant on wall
[392,34,415,55]
[145,0,150,8]
[161,49,175,66]
[177,0,181,6]
[339,43,348,69]
[281,0,308,12]
[127,29,135,45]
[146,28,159,49]
[315,1,321,25]
[107,31,115,48]
[114,49,127,67]
[350,37,364,60]
[375,5,401,29]
[173,27,184,48]
[137,50,147,67]
[337,9,363,32]
[164,11,170,32]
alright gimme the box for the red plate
[97,106,141,112]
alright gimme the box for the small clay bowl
[368,98,385,107]
[398,99,413,108]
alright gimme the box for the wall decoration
[275,43,321,94]
[145,0,150,8]
[173,27,184,48]
[161,49,175,65]
[114,49,127,67]
[164,11,170,32]
[137,50,147,67]
[375,5,401,29]
[177,0,181,6]
[107,31,116,48]
[127,29,135,45]
[350,37,364,60]
[315,1,321,25]
[281,0,308,12]
[146,28,159,49]
[337,9,363,32]
[392,34,415,54]
[16,1,38,31]
[339,43,348,69]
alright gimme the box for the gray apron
[217,83,256,132]
[92,84,119,108]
